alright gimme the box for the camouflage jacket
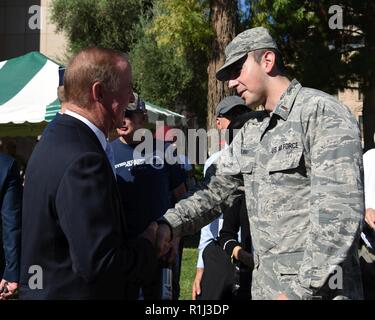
[164,79,364,299]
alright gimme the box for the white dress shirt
[361,149,375,249]
[64,110,116,176]
[364,149,375,210]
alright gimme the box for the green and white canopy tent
[0,52,186,137]
[0,52,61,136]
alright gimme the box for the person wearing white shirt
[364,149,375,230]
[360,148,375,299]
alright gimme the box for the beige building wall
[338,84,364,146]
[338,84,363,120]
[39,0,67,63]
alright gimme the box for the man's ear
[92,82,104,103]
[263,51,276,74]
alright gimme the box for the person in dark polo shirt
[111,93,186,299]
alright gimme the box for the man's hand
[232,245,242,260]
[365,208,375,230]
[231,246,254,268]
[162,237,181,265]
[0,280,18,300]
[156,223,172,258]
[192,268,204,300]
[140,222,158,247]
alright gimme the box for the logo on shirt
[271,142,298,154]
[115,155,164,170]
[115,158,146,169]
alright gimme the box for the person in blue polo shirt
[111,93,186,300]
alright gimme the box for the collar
[272,79,302,121]
[65,109,107,151]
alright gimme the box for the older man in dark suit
[0,152,22,299]
[19,47,158,299]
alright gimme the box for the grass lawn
[178,233,200,300]
[179,248,198,300]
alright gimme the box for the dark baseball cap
[216,96,247,117]
[216,27,278,81]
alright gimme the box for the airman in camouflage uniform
[159,27,364,299]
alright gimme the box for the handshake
[140,220,175,259]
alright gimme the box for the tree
[248,0,375,150]
[129,21,194,112]
[206,0,238,129]
[130,0,212,126]
[51,0,150,54]
[136,0,239,129]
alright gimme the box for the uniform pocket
[267,148,303,173]
[276,251,304,276]
[266,149,306,185]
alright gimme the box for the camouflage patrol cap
[126,92,146,112]
[216,27,278,81]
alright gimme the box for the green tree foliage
[51,0,150,53]
[129,22,194,111]
[130,0,211,124]
[149,0,213,55]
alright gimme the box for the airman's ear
[263,51,276,73]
